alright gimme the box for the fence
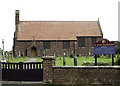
[2,62,43,81]
[2,62,42,69]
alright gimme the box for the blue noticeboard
[94,46,115,55]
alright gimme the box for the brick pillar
[42,56,55,84]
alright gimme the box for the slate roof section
[17,21,102,40]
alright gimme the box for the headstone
[0,48,1,56]
[117,52,119,58]
[15,52,18,58]
[19,51,21,57]
[89,50,91,56]
[0,52,1,57]
[67,51,69,57]
[43,51,46,56]
[63,53,66,66]
[71,50,74,54]
[74,56,77,66]
[1,39,6,62]
[108,54,111,58]
[11,52,13,60]
[4,52,6,58]
[23,52,24,58]
[102,54,104,58]
[8,52,10,60]
[86,52,89,58]
[0,61,1,86]
[79,54,81,57]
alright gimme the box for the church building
[13,10,103,57]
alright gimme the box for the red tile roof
[17,21,102,40]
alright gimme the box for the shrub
[115,57,120,65]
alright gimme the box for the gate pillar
[42,56,55,84]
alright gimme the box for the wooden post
[95,55,97,66]
[112,54,114,66]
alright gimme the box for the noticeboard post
[94,39,115,66]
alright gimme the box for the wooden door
[31,47,37,56]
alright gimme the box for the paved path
[2,81,43,85]
[24,58,37,63]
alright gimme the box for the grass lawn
[54,55,119,66]
[55,56,119,66]
[0,55,119,66]
[37,57,43,62]
[36,55,120,66]
[0,55,30,63]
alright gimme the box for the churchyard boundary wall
[42,56,120,85]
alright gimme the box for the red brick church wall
[13,37,102,57]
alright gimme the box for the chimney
[15,10,19,32]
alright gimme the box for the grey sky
[0,0,119,51]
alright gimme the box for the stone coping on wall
[53,66,120,69]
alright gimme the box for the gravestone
[19,51,21,57]
[0,48,2,56]
[8,52,10,60]
[63,53,66,66]
[108,54,111,58]
[23,52,24,57]
[86,50,90,58]
[0,51,1,57]
[117,52,119,58]
[5,52,7,58]
[102,54,104,58]
[74,56,77,66]
[0,61,1,86]
[11,52,13,60]
[1,39,6,62]
[79,54,81,57]
[89,49,91,56]
[15,52,18,58]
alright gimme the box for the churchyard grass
[0,55,119,66]
[36,55,119,66]
[6,56,30,63]
[0,55,30,63]
[54,55,119,66]
[37,57,43,62]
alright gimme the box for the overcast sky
[0,0,119,51]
